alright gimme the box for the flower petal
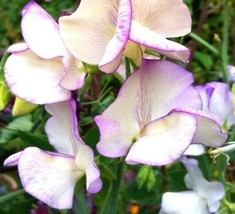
[175,108,227,147]
[132,0,191,38]
[4,50,71,104]
[196,82,235,128]
[184,144,205,156]
[99,0,132,73]
[18,147,83,209]
[125,111,196,166]
[129,21,190,63]
[4,151,22,166]
[96,60,201,158]
[59,0,119,65]
[45,100,78,155]
[7,43,28,53]
[46,99,102,193]
[60,55,86,90]
[160,191,208,214]
[182,158,225,213]
[21,2,66,59]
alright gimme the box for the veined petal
[175,108,227,147]
[46,99,102,193]
[95,68,141,157]
[4,152,22,166]
[136,60,201,120]
[4,50,71,104]
[18,147,84,209]
[129,21,190,63]
[132,0,191,38]
[125,111,196,166]
[182,158,225,213]
[21,2,66,59]
[59,0,119,65]
[96,60,201,158]
[45,99,79,155]
[99,0,132,73]
[60,55,86,90]
[160,191,208,214]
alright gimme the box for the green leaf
[17,131,54,151]
[195,51,213,71]
[136,166,156,191]
[0,115,33,144]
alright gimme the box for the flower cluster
[2,0,232,212]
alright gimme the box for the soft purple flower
[160,158,225,214]
[4,99,102,209]
[95,60,227,166]
[4,2,86,104]
[59,0,191,73]
[196,82,235,129]
[227,65,235,82]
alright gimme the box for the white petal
[21,2,66,59]
[18,147,83,209]
[182,158,225,212]
[4,50,71,104]
[59,0,119,65]
[161,191,209,214]
[125,111,196,166]
[45,100,79,155]
[60,55,86,90]
[132,0,192,38]
[130,21,190,63]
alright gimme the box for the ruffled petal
[60,55,86,90]
[59,0,119,65]
[96,60,201,158]
[125,111,197,166]
[196,82,235,127]
[21,2,66,59]
[175,108,227,147]
[132,0,191,38]
[18,147,83,209]
[4,50,71,104]
[160,191,208,214]
[129,21,190,63]
[99,0,132,73]
[182,158,225,213]
[75,146,102,194]
[45,100,78,156]
[46,100,102,193]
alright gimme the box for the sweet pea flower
[196,82,235,129]
[59,0,191,73]
[4,99,102,209]
[95,60,227,166]
[4,1,86,104]
[227,65,235,82]
[160,158,225,214]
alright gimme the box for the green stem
[0,189,25,204]
[100,159,124,214]
[125,57,131,78]
[189,32,219,56]
[221,0,229,84]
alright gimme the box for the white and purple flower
[4,99,102,209]
[59,0,191,73]
[4,2,86,104]
[160,158,225,214]
[95,60,227,166]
